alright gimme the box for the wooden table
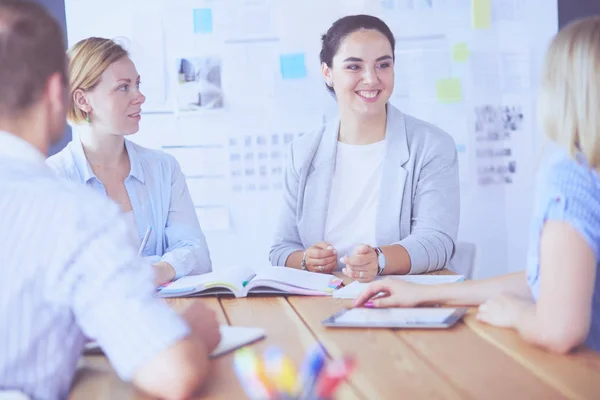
[70,272,600,399]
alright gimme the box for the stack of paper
[83,325,265,358]
[211,325,265,358]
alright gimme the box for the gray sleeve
[395,133,460,274]
[269,143,305,266]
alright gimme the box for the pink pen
[316,356,356,399]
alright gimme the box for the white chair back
[448,242,476,279]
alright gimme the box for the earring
[84,112,91,124]
[326,79,332,87]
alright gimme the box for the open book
[157,266,343,298]
[333,274,465,299]
[83,325,265,358]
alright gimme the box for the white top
[324,140,387,263]
[0,131,189,400]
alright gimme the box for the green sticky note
[436,79,462,103]
[452,43,470,62]
[471,0,491,29]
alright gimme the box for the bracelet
[300,251,308,270]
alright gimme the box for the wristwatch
[373,246,386,275]
[300,251,308,270]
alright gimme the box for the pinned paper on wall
[436,78,462,103]
[380,0,394,9]
[162,146,228,177]
[452,43,471,62]
[196,206,230,231]
[280,53,307,80]
[187,177,230,206]
[471,0,491,30]
[193,8,213,34]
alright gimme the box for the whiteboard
[65,0,558,278]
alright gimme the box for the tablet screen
[334,308,457,325]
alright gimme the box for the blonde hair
[538,17,600,172]
[67,37,128,124]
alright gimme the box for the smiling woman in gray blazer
[270,15,460,282]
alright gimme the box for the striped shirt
[46,137,211,278]
[526,145,600,351]
[0,132,190,400]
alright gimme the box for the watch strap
[300,251,308,270]
[373,246,384,275]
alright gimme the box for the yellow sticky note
[436,79,462,103]
[452,43,470,62]
[471,0,491,29]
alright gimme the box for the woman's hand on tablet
[352,279,428,308]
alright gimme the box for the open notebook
[333,274,465,299]
[157,266,343,298]
[83,325,265,358]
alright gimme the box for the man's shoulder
[46,141,78,176]
[12,167,121,223]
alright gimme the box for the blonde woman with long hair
[354,17,600,354]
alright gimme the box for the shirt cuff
[161,249,192,279]
[395,237,430,274]
[144,255,162,265]
[99,298,190,381]
[271,246,303,267]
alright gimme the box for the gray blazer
[269,105,460,274]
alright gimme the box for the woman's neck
[78,127,127,167]
[338,107,387,145]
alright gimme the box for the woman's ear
[321,62,333,87]
[73,88,92,113]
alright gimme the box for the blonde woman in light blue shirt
[355,17,600,354]
[47,37,211,285]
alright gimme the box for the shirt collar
[70,135,96,183]
[125,139,145,183]
[0,131,47,165]
[71,136,145,184]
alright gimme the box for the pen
[138,225,152,256]
[233,348,275,400]
[316,356,356,399]
[296,344,326,399]
[263,347,297,395]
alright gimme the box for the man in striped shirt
[0,2,221,399]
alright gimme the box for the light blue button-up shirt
[526,146,600,351]
[46,138,211,278]
[0,131,190,400]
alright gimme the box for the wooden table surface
[69,271,600,399]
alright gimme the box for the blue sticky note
[456,144,466,152]
[280,53,307,80]
[193,8,212,34]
